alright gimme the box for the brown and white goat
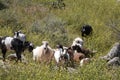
[32,41,54,64]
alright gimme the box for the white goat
[32,41,54,63]
[54,45,70,66]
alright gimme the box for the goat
[81,24,93,37]
[0,36,34,62]
[32,41,54,64]
[54,44,70,67]
[13,30,26,43]
[72,44,96,58]
[71,37,84,49]
[66,47,93,67]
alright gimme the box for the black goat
[0,36,34,62]
[81,25,93,37]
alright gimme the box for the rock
[67,67,78,73]
[7,53,28,63]
[100,56,111,61]
[107,57,120,66]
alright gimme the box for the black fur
[81,25,93,37]
[0,37,33,62]
[72,45,82,53]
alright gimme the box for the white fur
[2,37,13,50]
[32,46,41,61]
[80,58,90,66]
[32,41,53,63]
[71,37,84,48]
[54,49,63,63]
[54,47,70,64]
[13,32,26,43]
